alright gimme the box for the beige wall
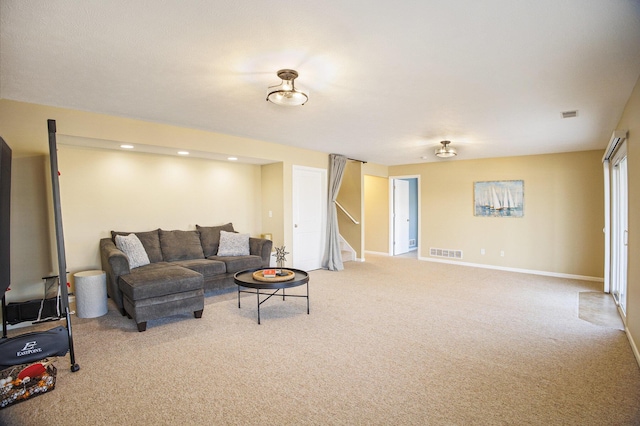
[390,150,604,278]
[0,98,618,298]
[362,162,389,178]
[0,100,326,167]
[616,74,640,358]
[261,162,284,248]
[8,156,52,301]
[0,99,330,298]
[364,175,389,253]
[58,146,262,280]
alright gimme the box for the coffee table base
[237,285,309,324]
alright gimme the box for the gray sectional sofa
[99,223,272,331]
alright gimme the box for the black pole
[47,119,80,373]
[1,295,6,338]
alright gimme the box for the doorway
[389,176,419,256]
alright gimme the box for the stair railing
[335,201,359,225]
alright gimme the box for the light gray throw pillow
[115,233,150,269]
[217,230,250,256]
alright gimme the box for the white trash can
[74,270,108,318]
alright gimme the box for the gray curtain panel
[323,154,347,271]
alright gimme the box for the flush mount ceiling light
[435,140,457,158]
[266,69,308,106]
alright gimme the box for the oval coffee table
[234,268,309,324]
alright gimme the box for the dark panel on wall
[0,137,12,298]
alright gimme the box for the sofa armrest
[249,237,273,267]
[99,237,131,313]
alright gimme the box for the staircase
[335,201,357,263]
[340,235,355,263]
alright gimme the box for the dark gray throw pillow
[159,229,205,261]
[196,223,235,257]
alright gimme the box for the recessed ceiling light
[120,144,134,149]
[228,157,238,161]
[177,151,189,155]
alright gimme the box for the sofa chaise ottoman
[99,223,272,331]
[119,265,204,332]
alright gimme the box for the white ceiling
[2,0,640,165]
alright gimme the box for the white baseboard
[364,250,390,256]
[625,325,640,368]
[363,251,603,281]
[418,256,604,282]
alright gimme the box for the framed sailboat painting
[474,180,524,217]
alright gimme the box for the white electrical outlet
[500,250,505,257]
[481,248,485,255]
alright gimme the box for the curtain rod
[331,153,367,164]
[348,157,367,164]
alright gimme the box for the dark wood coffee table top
[234,268,309,290]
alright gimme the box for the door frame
[602,130,628,316]
[388,175,421,256]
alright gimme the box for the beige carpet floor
[1,254,639,425]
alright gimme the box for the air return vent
[430,248,463,259]
[561,110,578,118]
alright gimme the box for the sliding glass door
[611,145,628,315]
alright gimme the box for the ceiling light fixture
[120,144,134,149]
[227,156,238,161]
[177,151,189,155]
[266,69,308,106]
[435,141,457,158]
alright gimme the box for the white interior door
[292,166,327,271]
[393,179,410,255]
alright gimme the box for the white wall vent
[430,247,463,259]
